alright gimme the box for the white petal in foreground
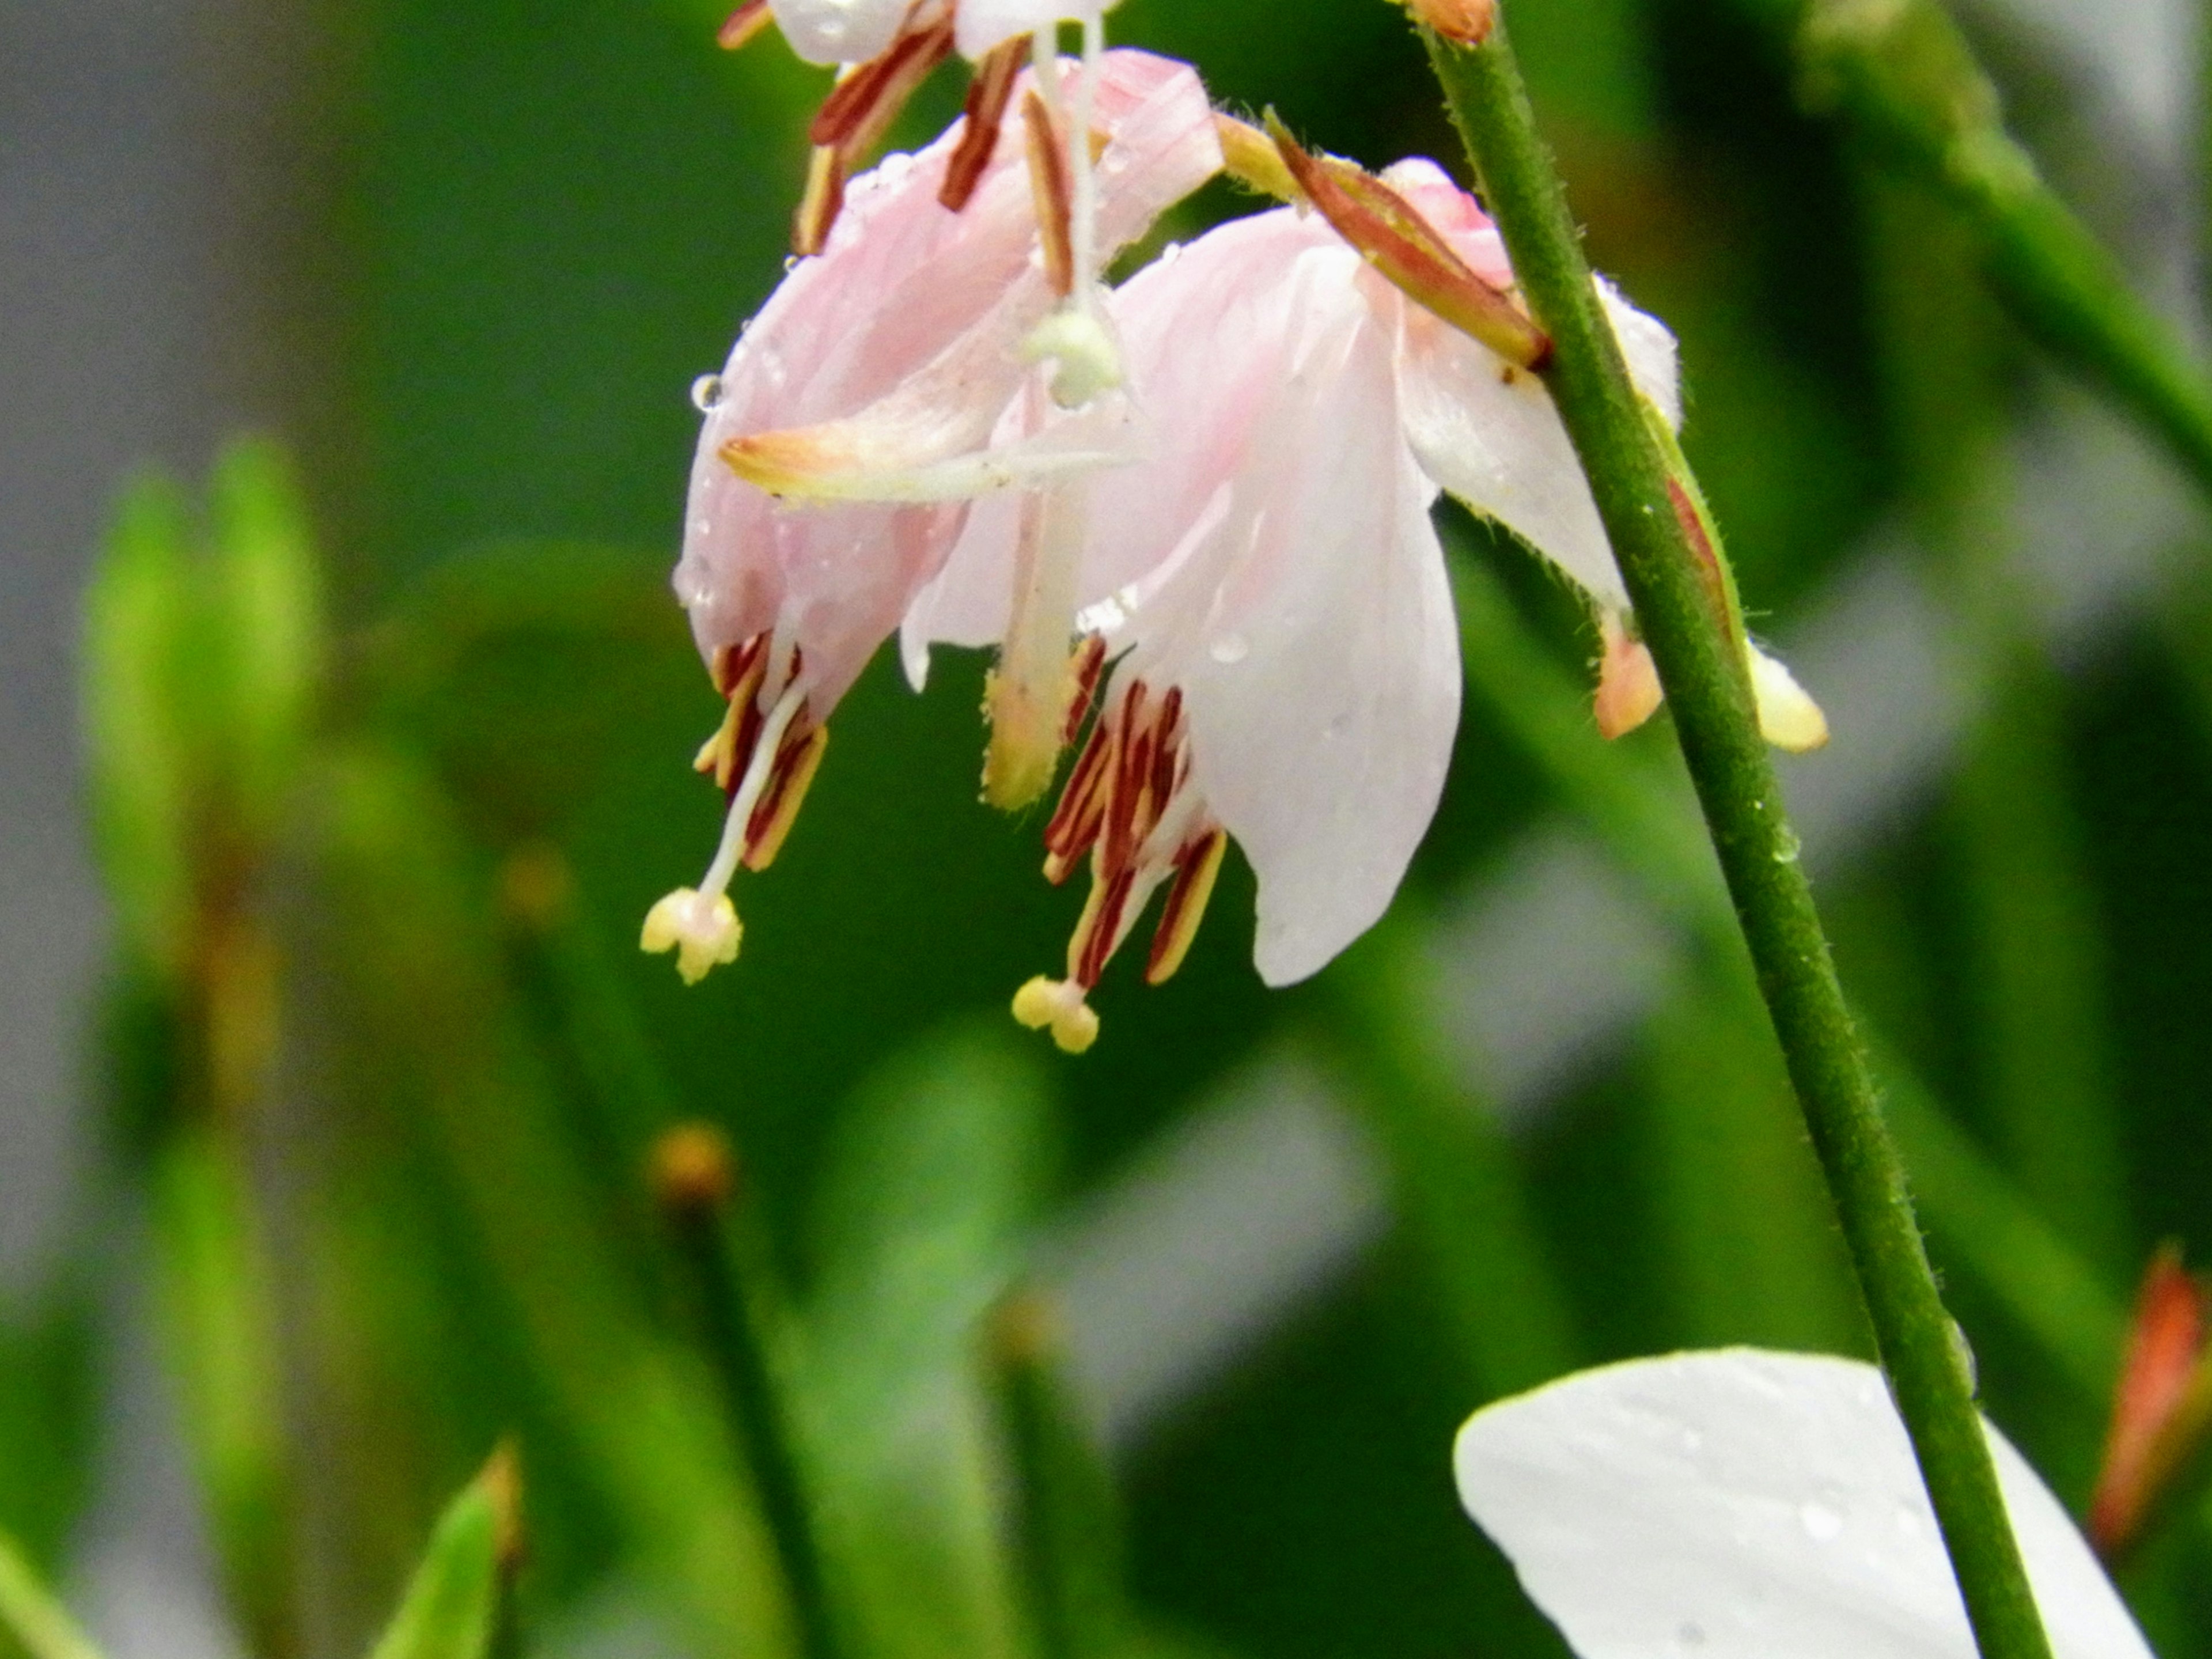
[1453,1349,2151,1659]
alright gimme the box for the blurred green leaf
[83,474,199,977]
[1639,965,1865,1353]
[0,1529,107,1659]
[308,741,793,1658]
[0,1290,100,1581]
[1322,921,1580,1402]
[798,1030,1057,1659]
[984,1294,1127,1659]
[367,1452,516,1659]
[151,1121,298,1659]
[209,440,327,843]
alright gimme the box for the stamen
[1041,713,1115,882]
[696,637,774,789]
[809,20,952,150]
[1266,113,1552,371]
[1062,633,1107,745]
[1145,828,1227,984]
[942,34,1029,211]
[717,0,774,50]
[643,671,808,984]
[794,145,847,257]
[1011,976,1099,1054]
[1021,90,1075,297]
[742,721,830,870]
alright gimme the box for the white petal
[771,0,907,65]
[1453,1349,2152,1659]
[1396,276,1680,612]
[1600,275,1681,431]
[954,0,1120,59]
[1119,276,1457,987]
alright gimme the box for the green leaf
[0,1529,107,1659]
[308,743,793,1659]
[151,1122,297,1659]
[0,1290,100,1578]
[368,1452,517,1659]
[82,473,199,977]
[209,439,327,841]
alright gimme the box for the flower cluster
[644,6,1827,1048]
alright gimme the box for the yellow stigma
[641,887,743,984]
[1023,309,1123,410]
[1012,975,1100,1054]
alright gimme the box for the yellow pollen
[1012,975,1100,1055]
[641,888,742,984]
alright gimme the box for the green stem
[1794,0,2212,501]
[984,1293,1125,1659]
[658,1139,843,1659]
[1424,24,2053,1659]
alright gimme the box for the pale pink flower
[643,48,1218,983]
[1456,1349,2149,1659]
[907,176,1654,1044]
[953,165,1817,1049]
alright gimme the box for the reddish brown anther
[1021,89,1077,297]
[790,145,845,257]
[810,18,953,149]
[718,0,775,50]
[788,14,955,252]
[1408,0,1495,46]
[942,33,1030,211]
[1264,112,1550,370]
[2089,1245,2211,1561]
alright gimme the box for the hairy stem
[1422,21,2053,1659]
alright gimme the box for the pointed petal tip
[1594,620,1664,740]
[1751,645,1828,752]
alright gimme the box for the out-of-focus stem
[1423,22,2052,1659]
[1791,0,2212,504]
[654,1127,843,1659]
[984,1291,1123,1659]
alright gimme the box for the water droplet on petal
[1676,1623,1706,1649]
[1208,631,1249,665]
[1798,1501,1843,1541]
[783,254,801,274]
[691,374,726,413]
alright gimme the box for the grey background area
[1,1,2201,1656]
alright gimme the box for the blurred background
[7,0,2212,1655]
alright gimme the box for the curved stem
[1421,21,2054,1659]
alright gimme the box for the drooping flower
[643,48,1219,983]
[899,156,1687,1048]
[1454,1349,2150,1659]
[902,137,1828,1050]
